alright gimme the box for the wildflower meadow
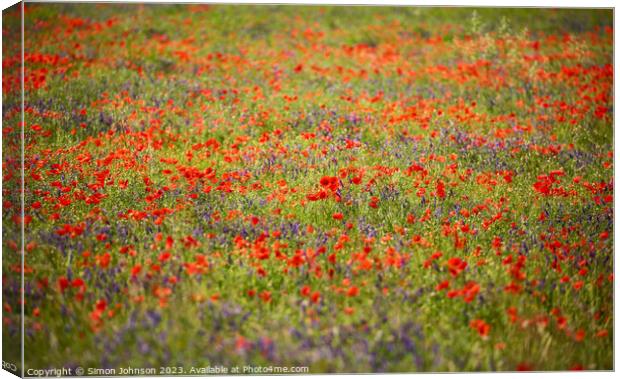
[1,3,614,374]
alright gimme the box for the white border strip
[18,0,619,8]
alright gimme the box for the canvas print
[1,1,614,376]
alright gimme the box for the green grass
[2,3,613,373]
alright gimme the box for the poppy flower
[470,319,491,337]
[347,286,359,297]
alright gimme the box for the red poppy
[470,319,491,337]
